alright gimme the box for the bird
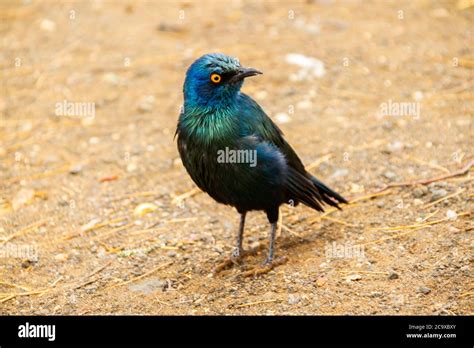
[175,53,347,273]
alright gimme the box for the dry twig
[374,160,473,193]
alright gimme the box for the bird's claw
[240,256,287,278]
[214,244,267,274]
[214,248,245,274]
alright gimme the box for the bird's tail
[285,168,348,212]
[310,176,348,210]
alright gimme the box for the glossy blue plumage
[176,53,347,264]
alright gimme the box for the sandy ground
[0,0,473,315]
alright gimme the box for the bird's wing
[237,93,305,171]
[237,135,326,212]
[237,93,347,208]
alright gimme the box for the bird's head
[183,53,262,109]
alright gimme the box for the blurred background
[0,0,472,315]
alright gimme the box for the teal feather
[176,53,347,221]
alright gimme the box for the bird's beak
[229,67,262,83]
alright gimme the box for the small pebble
[288,294,301,305]
[133,203,158,216]
[274,112,291,124]
[89,137,100,144]
[345,274,362,282]
[446,210,457,220]
[383,171,397,180]
[21,259,37,268]
[332,168,349,178]
[249,241,260,249]
[40,19,56,32]
[382,121,393,130]
[12,188,35,211]
[386,141,404,153]
[69,164,83,175]
[418,286,431,295]
[370,291,382,298]
[285,53,326,80]
[413,199,423,206]
[296,99,312,110]
[129,279,167,294]
[54,253,69,262]
[102,72,121,85]
[412,91,424,101]
[213,246,224,254]
[126,162,137,172]
[315,278,326,287]
[137,95,156,113]
[430,189,447,201]
[413,187,425,198]
[388,271,399,280]
[448,225,460,233]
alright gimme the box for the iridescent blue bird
[176,53,347,271]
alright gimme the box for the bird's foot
[240,256,287,278]
[214,245,265,274]
[214,248,246,273]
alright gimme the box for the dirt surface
[1,0,473,315]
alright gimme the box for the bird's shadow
[209,226,334,277]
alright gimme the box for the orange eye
[210,73,221,84]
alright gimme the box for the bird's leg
[215,212,253,273]
[231,212,246,259]
[263,222,277,265]
[240,208,287,277]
